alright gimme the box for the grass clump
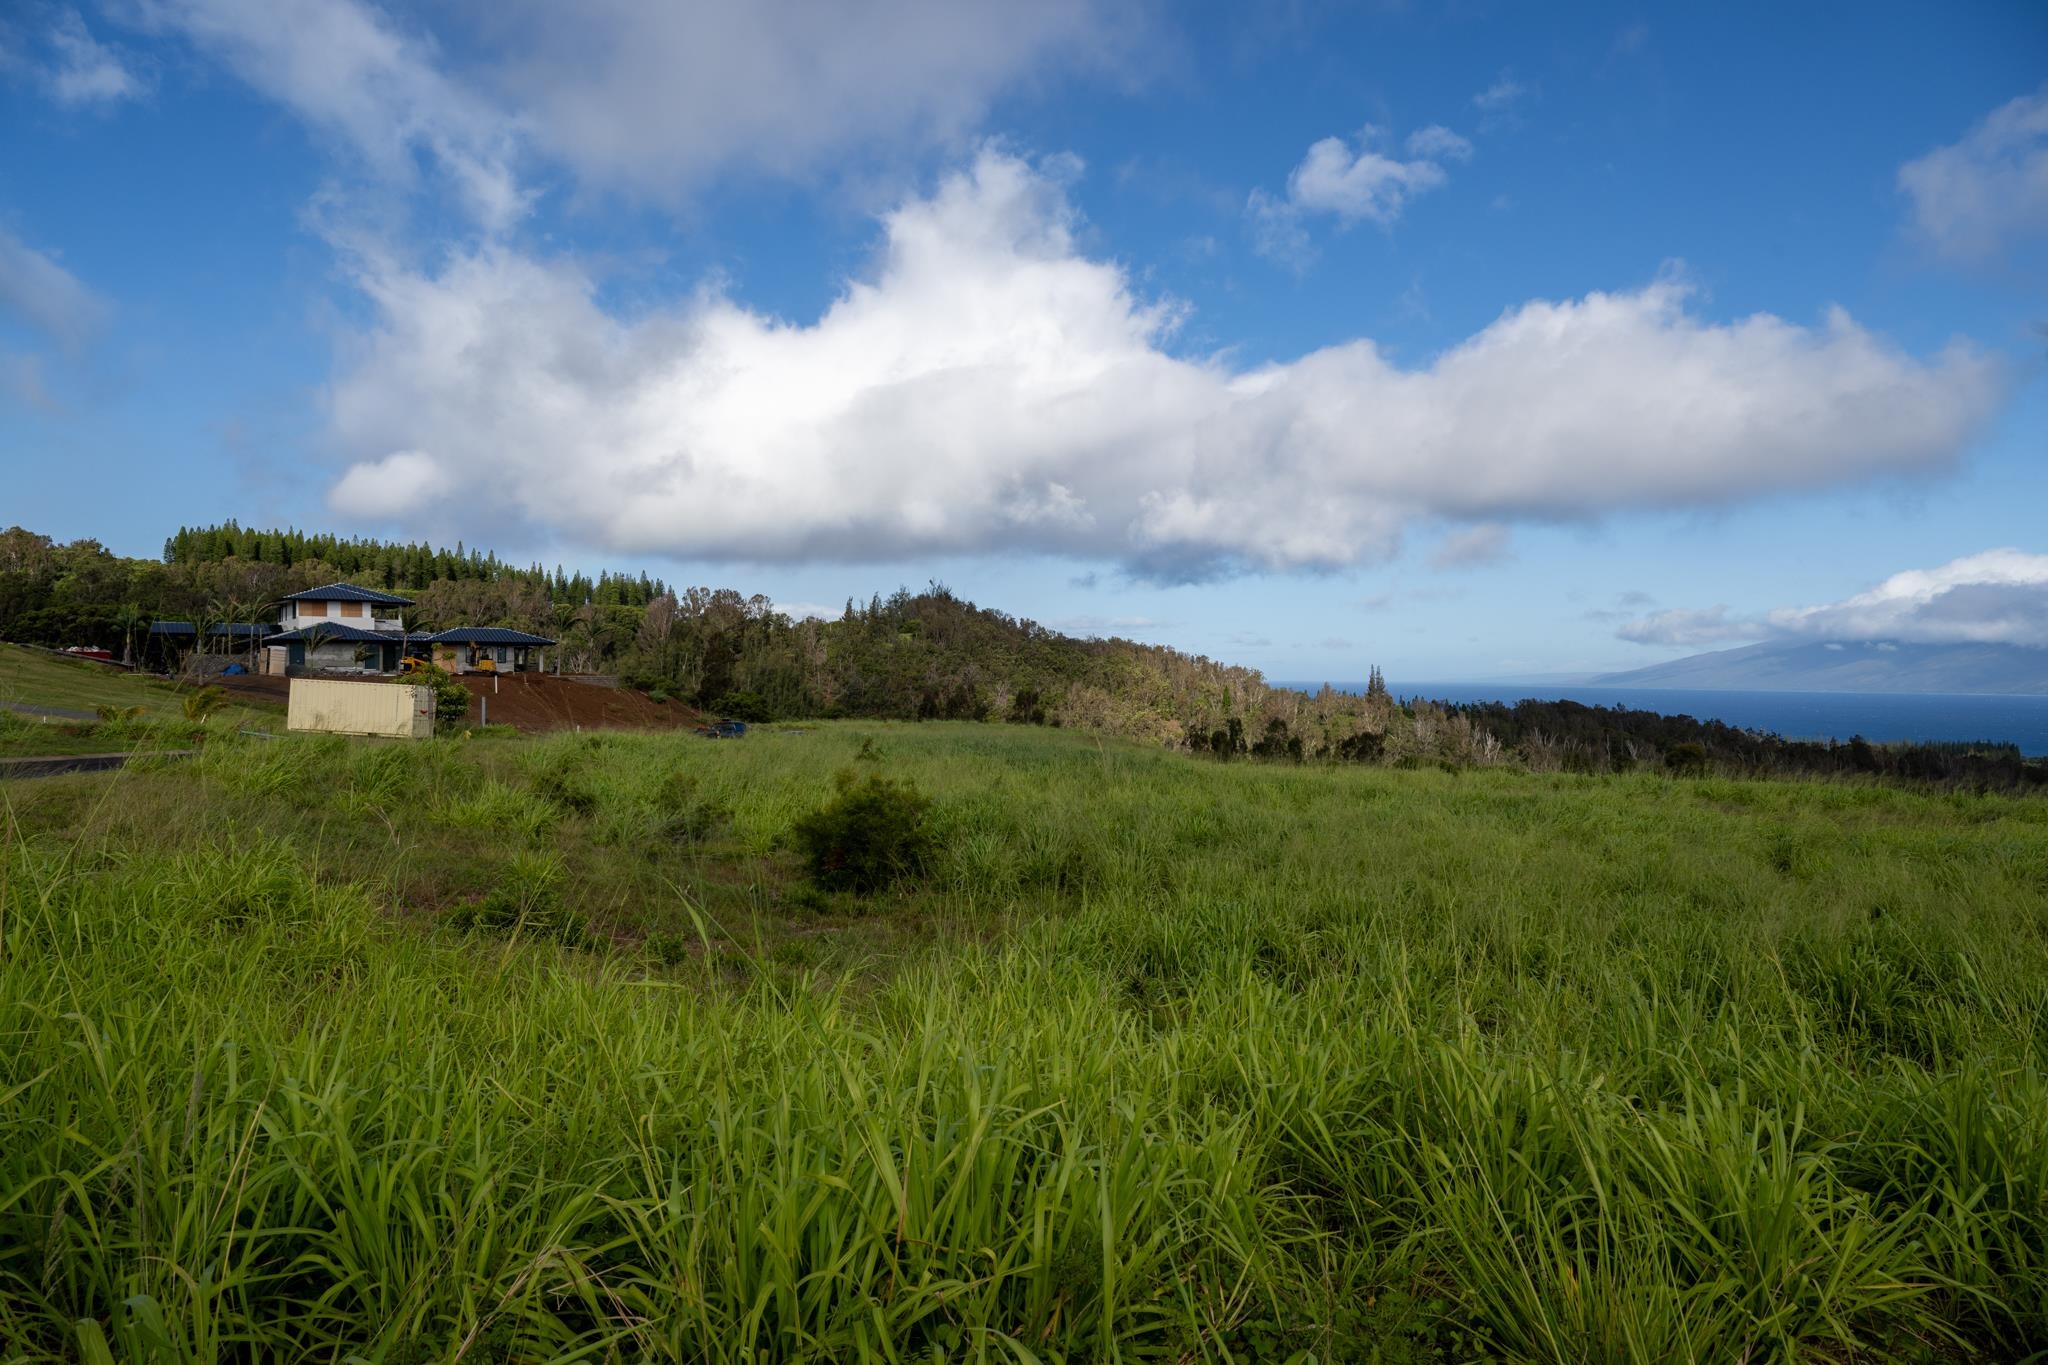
[444,850,592,945]
[789,768,936,894]
[444,886,590,945]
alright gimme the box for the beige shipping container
[288,678,435,739]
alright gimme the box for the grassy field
[0,645,282,757]
[2,722,2045,1362]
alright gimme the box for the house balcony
[276,612,406,634]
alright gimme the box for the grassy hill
[0,644,281,756]
[3,722,2043,1360]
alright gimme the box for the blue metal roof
[264,624,398,644]
[282,582,415,605]
[148,621,196,636]
[425,627,556,646]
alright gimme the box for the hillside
[1,644,281,756]
[0,523,1282,743]
[1594,638,2048,694]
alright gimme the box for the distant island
[1593,639,2048,695]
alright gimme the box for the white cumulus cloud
[44,9,142,106]
[135,0,528,229]
[320,150,2005,580]
[1767,549,2048,646]
[1473,73,1530,114]
[1619,551,2048,649]
[328,448,455,517]
[1429,523,1513,570]
[1404,125,1474,163]
[1616,605,1766,647]
[1249,124,1471,264]
[131,0,1144,216]
[0,225,109,352]
[458,0,1146,199]
[1898,86,2048,264]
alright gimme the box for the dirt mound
[454,673,703,732]
[211,672,290,705]
[211,670,697,733]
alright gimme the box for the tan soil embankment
[454,673,704,732]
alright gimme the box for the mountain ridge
[1592,639,2048,695]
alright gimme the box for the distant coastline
[1275,682,2048,757]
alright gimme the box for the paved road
[2,700,98,722]
[0,750,195,780]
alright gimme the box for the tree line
[5,523,2040,789]
[165,522,667,607]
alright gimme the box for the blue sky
[3,1,2044,682]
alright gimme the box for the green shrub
[712,689,774,723]
[644,931,693,966]
[445,887,588,944]
[182,685,228,722]
[1665,741,1708,776]
[433,779,556,841]
[655,771,730,842]
[532,765,599,817]
[396,663,470,727]
[789,771,936,894]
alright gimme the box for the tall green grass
[2,723,2044,1361]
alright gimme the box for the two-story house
[261,583,557,676]
[264,584,416,673]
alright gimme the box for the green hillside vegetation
[6,523,2043,786]
[3,524,1277,742]
[3,723,2045,1360]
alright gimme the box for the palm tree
[112,602,144,668]
[574,603,620,674]
[551,601,580,675]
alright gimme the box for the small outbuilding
[425,627,555,675]
[266,623,408,674]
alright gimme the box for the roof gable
[425,627,557,646]
[283,582,415,606]
[264,624,399,644]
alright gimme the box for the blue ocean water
[1275,683,2048,757]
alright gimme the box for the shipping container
[287,678,435,739]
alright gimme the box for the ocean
[1273,683,2048,757]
